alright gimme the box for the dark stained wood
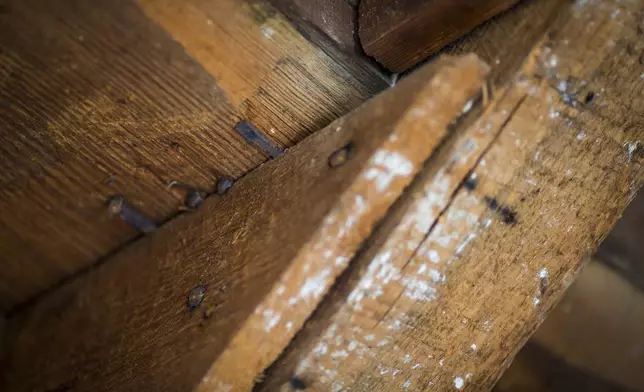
[269,0,358,52]
[360,0,520,72]
[1,55,488,392]
[0,0,387,313]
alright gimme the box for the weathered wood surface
[0,0,386,313]
[360,0,520,72]
[1,56,488,392]
[259,0,644,390]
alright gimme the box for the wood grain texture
[0,0,386,312]
[259,0,644,390]
[1,55,488,392]
[360,0,520,72]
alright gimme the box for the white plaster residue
[428,249,441,263]
[298,268,333,303]
[389,319,403,330]
[402,354,412,363]
[313,342,328,356]
[428,268,443,283]
[364,150,414,192]
[378,339,390,347]
[261,26,275,39]
[402,276,437,302]
[533,297,541,306]
[412,363,423,370]
[286,321,294,331]
[331,349,349,359]
[454,376,465,390]
[262,309,281,332]
[404,173,450,233]
[471,343,478,351]
[276,285,286,296]
[348,340,358,351]
[402,379,412,389]
[335,255,349,267]
[439,359,445,366]
[577,131,586,141]
[365,334,376,341]
[539,268,549,279]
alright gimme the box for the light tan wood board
[259,0,644,390]
[0,0,386,313]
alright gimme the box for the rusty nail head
[187,285,206,310]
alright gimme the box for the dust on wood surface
[359,0,520,73]
[258,0,644,390]
[0,0,386,312]
[1,55,488,392]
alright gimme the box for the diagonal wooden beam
[258,0,644,390]
[2,56,488,392]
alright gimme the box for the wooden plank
[0,0,386,312]
[1,56,488,392]
[269,0,358,52]
[360,0,520,72]
[258,0,644,390]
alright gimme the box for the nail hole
[290,376,307,390]
[328,142,354,168]
[584,91,595,104]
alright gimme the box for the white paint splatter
[428,249,441,263]
[262,309,281,332]
[364,150,414,192]
[261,26,275,39]
[454,376,465,389]
[471,344,478,351]
[539,268,549,279]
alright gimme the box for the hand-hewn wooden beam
[0,0,386,313]
[360,0,520,72]
[258,0,644,390]
[2,56,488,392]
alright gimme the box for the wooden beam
[360,0,520,72]
[2,56,488,392]
[0,0,386,313]
[269,0,359,53]
[258,0,644,390]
